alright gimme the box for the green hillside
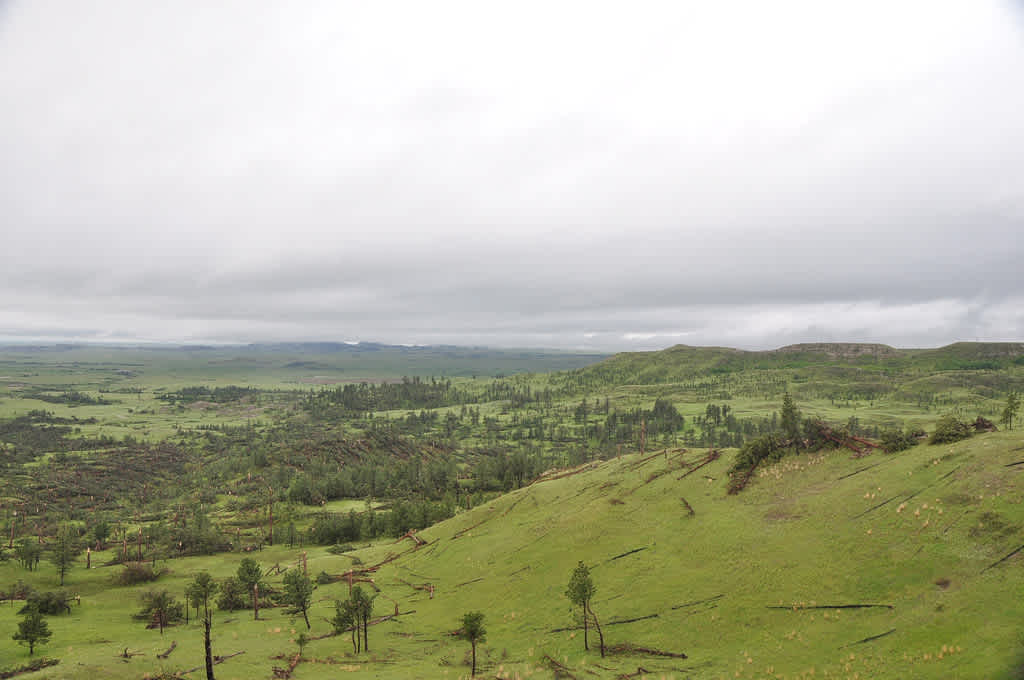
[566,342,1024,387]
[4,430,1022,679]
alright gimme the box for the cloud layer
[2,1,1023,349]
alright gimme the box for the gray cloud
[2,1,1023,350]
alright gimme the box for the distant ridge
[567,341,1024,387]
[770,342,900,359]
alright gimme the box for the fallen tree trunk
[671,594,724,610]
[606,613,659,626]
[180,650,245,675]
[982,544,1024,573]
[767,603,893,611]
[543,653,578,679]
[843,628,896,646]
[677,450,720,480]
[607,547,646,562]
[608,643,687,659]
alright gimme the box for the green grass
[4,431,1023,678]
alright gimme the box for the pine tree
[13,604,51,655]
[283,568,314,630]
[566,561,604,656]
[51,526,79,586]
[780,392,801,445]
[187,572,219,680]
[1001,391,1020,431]
[236,558,263,620]
[458,612,487,678]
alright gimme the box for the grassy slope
[4,432,1023,679]
[571,341,1024,382]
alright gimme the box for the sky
[2,1,1023,351]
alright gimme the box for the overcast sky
[2,1,1023,350]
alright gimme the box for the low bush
[19,591,71,615]
[880,428,920,452]
[929,415,973,445]
[115,563,162,586]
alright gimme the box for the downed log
[607,547,646,562]
[972,416,998,432]
[766,603,893,611]
[394,529,427,546]
[271,651,300,679]
[550,613,659,634]
[156,640,177,659]
[727,464,758,495]
[543,653,578,679]
[850,493,903,519]
[606,613,659,626]
[941,510,970,535]
[677,449,721,480]
[608,643,687,659]
[843,628,896,647]
[618,667,653,679]
[369,609,415,626]
[181,650,246,675]
[837,461,885,480]
[671,594,724,610]
[822,430,868,457]
[0,659,60,679]
[451,512,495,540]
[680,497,695,516]
[981,544,1024,573]
[530,463,599,486]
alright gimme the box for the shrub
[880,428,920,452]
[929,415,973,445]
[728,434,785,493]
[728,434,784,476]
[326,543,356,555]
[19,591,71,616]
[115,563,161,586]
[3,580,34,601]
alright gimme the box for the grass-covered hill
[4,429,1022,679]
[565,342,1024,386]
[557,342,1024,410]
